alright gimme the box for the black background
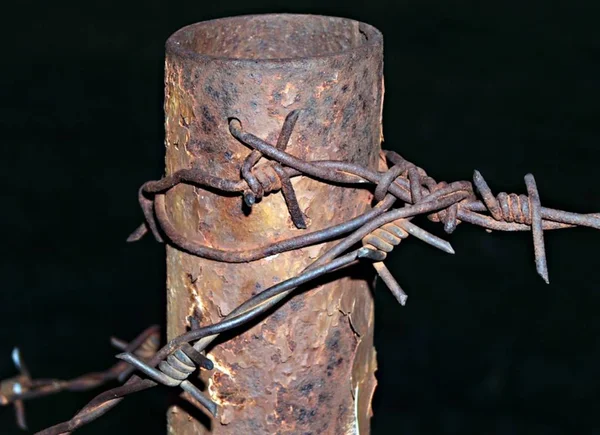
[2,1,600,434]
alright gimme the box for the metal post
[164,14,383,434]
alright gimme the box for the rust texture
[16,14,600,435]
[163,14,383,435]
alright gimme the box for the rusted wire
[27,110,600,435]
[1,326,159,430]
[241,110,307,228]
[36,249,372,435]
[472,170,550,282]
[361,218,455,305]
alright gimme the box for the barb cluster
[116,339,217,416]
[9,110,598,434]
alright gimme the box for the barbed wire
[0,326,159,430]
[4,109,597,433]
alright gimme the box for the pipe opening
[168,14,380,61]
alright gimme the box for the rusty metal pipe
[162,14,383,434]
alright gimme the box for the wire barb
[473,169,550,283]
[237,110,307,229]
[361,218,455,305]
[524,173,549,283]
[115,350,218,416]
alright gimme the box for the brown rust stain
[165,14,383,434]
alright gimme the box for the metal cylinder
[164,14,383,434]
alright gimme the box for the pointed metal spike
[110,337,129,351]
[358,247,387,262]
[126,222,148,242]
[399,220,455,254]
[11,348,21,370]
[524,173,549,284]
[180,380,219,417]
[537,261,550,284]
[373,262,408,306]
[243,191,256,207]
[14,400,27,431]
[271,164,307,229]
[11,348,30,379]
[473,170,503,221]
[276,109,302,150]
[181,343,214,371]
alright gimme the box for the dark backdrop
[2,1,600,434]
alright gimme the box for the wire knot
[157,350,196,386]
[473,170,534,224]
[362,219,410,261]
[242,162,283,203]
[360,217,455,306]
[473,170,548,282]
[425,181,462,234]
[380,152,473,234]
[238,111,307,229]
[116,342,217,416]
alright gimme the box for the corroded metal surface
[163,14,383,435]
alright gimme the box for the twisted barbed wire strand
[1,326,159,430]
